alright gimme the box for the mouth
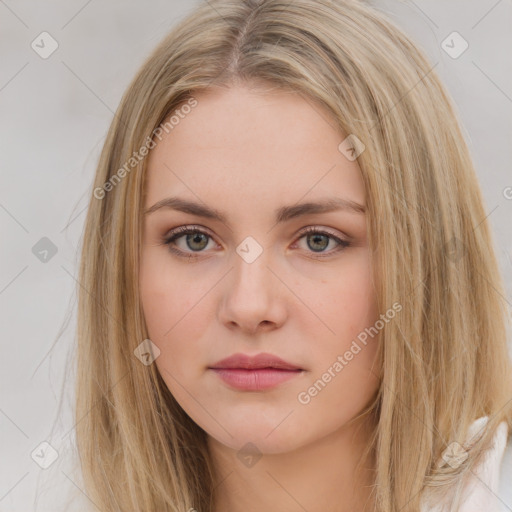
[208,352,304,391]
[209,367,303,391]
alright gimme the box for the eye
[161,225,351,260]
[162,225,217,259]
[293,226,350,258]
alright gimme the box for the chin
[211,431,302,455]
[204,415,311,455]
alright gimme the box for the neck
[207,414,376,512]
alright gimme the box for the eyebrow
[144,197,366,224]
[144,196,365,224]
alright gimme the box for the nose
[218,247,288,335]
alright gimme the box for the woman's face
[140,84,380,454]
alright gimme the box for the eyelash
[161,225,351,260]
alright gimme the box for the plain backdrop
[1,1,511,510]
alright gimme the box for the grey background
[1,1,511,510]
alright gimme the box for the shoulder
[498,434,512,511]
[421,417,510,512]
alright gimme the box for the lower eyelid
[163,228,350,256]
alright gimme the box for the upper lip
[209,352,302,370]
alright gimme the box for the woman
[75,0,512,510]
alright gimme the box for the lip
[210,352,302,371]
[209,352,304,391]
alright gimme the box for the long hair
[74,0,512,510]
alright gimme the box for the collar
[421,416,509,511]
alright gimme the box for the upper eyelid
[164,225,349,249]
[164,225,216,242]
[164,224,346,241]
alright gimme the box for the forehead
[144,85,365,211]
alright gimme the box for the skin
[140,83,381,512]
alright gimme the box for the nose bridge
[231,235,271,294]
[218,234,287,332]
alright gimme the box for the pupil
[187,233,208,251]
[308,234,328,252]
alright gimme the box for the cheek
[295,280,380,434]
[302,250,378,352]
[139,254,207,374]
[140,246,211,336]
[297,252,380,402]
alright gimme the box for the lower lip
[210,368,303,391]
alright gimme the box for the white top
[421,417,510,511]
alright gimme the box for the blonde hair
[75,0,512,510]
